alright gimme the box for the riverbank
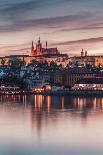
[32,90,103,97]
[1,90,103,97]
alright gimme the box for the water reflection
[31,95,103,113]
[0,95,103,118]
[0,95,103,133]
[0,95,103,155]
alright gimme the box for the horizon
[0,0,103,55]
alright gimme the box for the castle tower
[38,37,40,44]
[32,41,34,50]
[85,51,87,57]
[36,37,42,55]
[81,49,84,57]
[46,41,48,49]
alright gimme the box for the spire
[38,36,41,44]
[85,51,87,57]
[46,41,47,49]
[81,48,84,57]
[31,41,34,52]
[32,41,34,48]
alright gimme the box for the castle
[31,38,59,56]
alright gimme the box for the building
[70,49,95,67]
[31,38,59,56]
[70,49,103,67]
[0,55,31,65]
[30,38,68,63]
[27,72,50,89]
[51,67,96,88]
[95,56,103,67]
[72,77,103,91]
[0,38,68,65]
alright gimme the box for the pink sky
[0,0,103,56]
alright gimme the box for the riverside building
[51,67,96,88]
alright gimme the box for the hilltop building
[70,49,103,67]
[0,38,68,65]
[29,38,68,64]
[31,38,59,56]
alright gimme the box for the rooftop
[53,67,94,74]
[76,77,103,84]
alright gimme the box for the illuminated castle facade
[31,38,59,56]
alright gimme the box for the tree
[31,59,38,64]
[75,61,79,67]
[1,59,6,66]
[0,75,28,89]
[50,61,57,67]
[86,64,92,69]
[8,58,25,68]
[7,60,13,66]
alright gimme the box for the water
[0,95,103,155]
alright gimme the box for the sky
[0,0,103,56]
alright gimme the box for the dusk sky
[0,0,103,56]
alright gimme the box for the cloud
[0,42,31,56]
[10,47,30,52]
[0,0,94,33]
[0,0,48,21]
[51,37,103,46]
[0,0,69,22]
[0,0,102,56]
[58,26,103,32]
[0,12,92,33]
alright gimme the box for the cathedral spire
[31,41,34,56]
[32,41,34,48]
[81,48,84,57]
[85,51,87,57]
[38,36,41,44]
[46,41,47,49]
[31,41,34,50]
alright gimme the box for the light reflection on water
[0,95,103,155]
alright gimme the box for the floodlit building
[72,77,103,91]
[0,38,68,65]
[30,38,59,56]
[70,49,103,67]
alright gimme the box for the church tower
[46,41,48,49]
[85,51,87,57]
[31,41,34,56]
[81,49,84,57]
[36,37,42,55]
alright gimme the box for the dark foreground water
[0,95,103,155]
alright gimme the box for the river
[0,95,102,155]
